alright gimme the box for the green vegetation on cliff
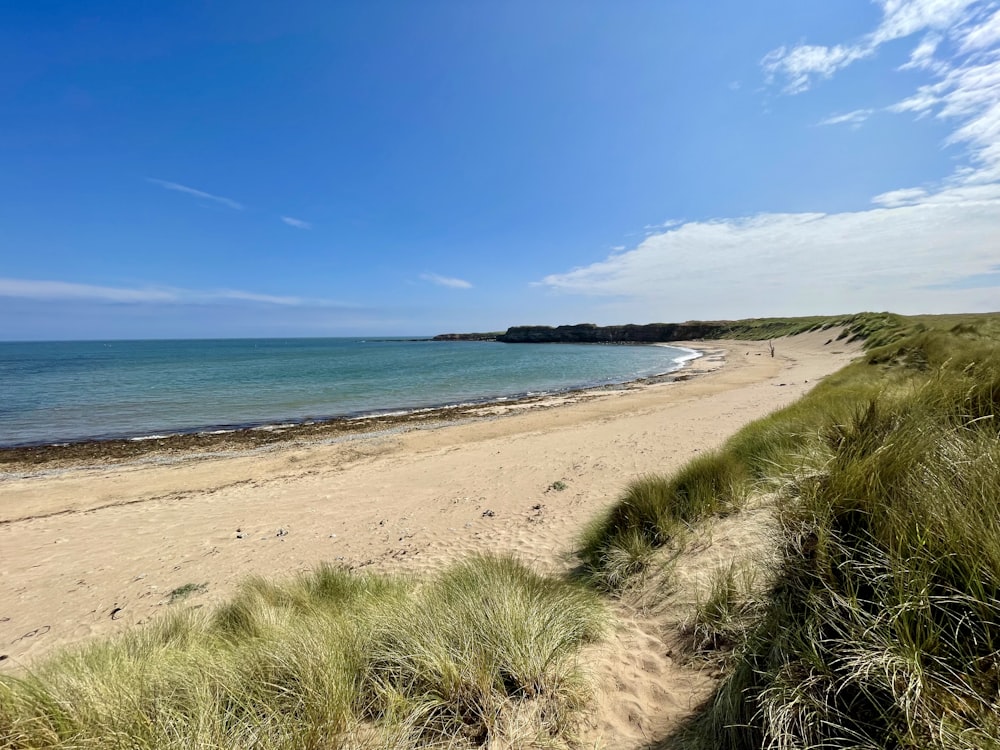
[435,311,912,345]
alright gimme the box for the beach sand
[0,330,861,746]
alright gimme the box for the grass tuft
[0,556,604,750]
[680,562,764,663]
[167,581,206,604]
[651,312,1000,749]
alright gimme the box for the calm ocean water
[0,338,697,447]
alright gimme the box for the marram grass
[576,311,936,591]
[0,555,605,750]
[577,312,1000,749]
[676,388,1000,750]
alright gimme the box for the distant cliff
[436,315,851,344]
[496,322,725,343]
[432,332,504,341]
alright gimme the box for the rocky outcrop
[496,322,728,343]
[432,332,503,341]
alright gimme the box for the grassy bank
[0,556,604,750]
[691,310,906,343]
[580,312,1000,748]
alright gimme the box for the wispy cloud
[767,1,1000,191]
[818,108,874,128]
[763,0,1000,191]
[0,278,337,307]
[871,187,931,207]
[643,219,683,231]
[958,6,1000,51]
[900,32,946,71]
[146,178,244,210]
[762,43,872,94]
[214,290,304,306]
[0,278,178,303]
[762,0,983,94]
[419,272,473,289]
[281,216,312,229]
[890,50,1000,184]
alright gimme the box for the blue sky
[2,0,999,339]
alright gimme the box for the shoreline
[0,345,707,474]
[0,332,859,669]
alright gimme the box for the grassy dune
[582,312,1000,748]
[0,556,604,749]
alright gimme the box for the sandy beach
[0,331,859,745]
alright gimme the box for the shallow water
[0,338,695,447]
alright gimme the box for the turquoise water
[0,338,696,447]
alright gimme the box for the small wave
[671,347,703,364]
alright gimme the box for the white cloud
[0,278,178,303]
[890,49,1000,183]
[899,33,945,70]
[871,186,930,205]
[216,290,304,306]
[0,279,326,307]
[958,7,1000,51]
[818,108,875,127]
[762,43,872,94]
[873,0,981,44]
[643,219,683,230]
[281,216,312,229]
[762,1,1000,226]
[538,183,1000,318]
[762,0,985,94]
[419,272,473,289]
[146,178,244,210]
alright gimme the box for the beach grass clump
[667,322,1000,749]
[167,581,207,603]
[575,382,871,588]
[573,312,1000,747]
[576,313,915,590]
[679,562,765,664]
[358,555,605,746]
[0,555,604,750]
[579,453,747,589]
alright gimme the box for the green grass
[575,310,1000,749]
[578,456,747,590]
[688,311,911,344]
[167,581,206,604]
[675,379,1000,749]
[0,556,605,750]
[680,562,764,664]
[576,311,928,591]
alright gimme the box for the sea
[0,338,698,448]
